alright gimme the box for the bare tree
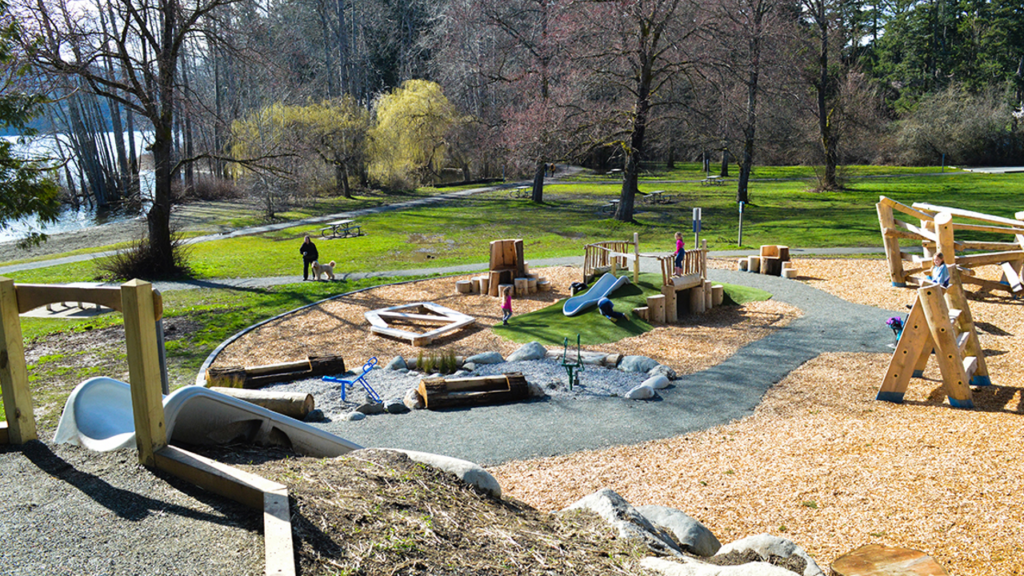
[21,0,240,274]
[575,0,700,222]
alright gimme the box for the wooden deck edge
[154,445,296,576]
[0,421,8,445]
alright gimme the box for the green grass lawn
[494,273,772,346]
[6,169,1022,285]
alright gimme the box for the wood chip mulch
[214,266,799,378]
[491,258,1024,576]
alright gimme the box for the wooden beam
[945,267,990,386]
[914,202,1024,227]
[894,219,937,242]
[952,221,1024,235]
[377,311,459,325]
[954,251,1024,268]
[121,280,166,466]
[878,196,935,221]
[961,275,1020,294]
[264,489,297,576]
[1000,262,1023,292]
[0,277,35,443]
[883,227,926,241]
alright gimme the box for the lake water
[1,132,155,242]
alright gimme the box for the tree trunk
[336,160,352,198]
[738,21,762,205]
[531,160,545,202]
[815,6,839,190]
[666,145,675,169]
[720,148,730,177]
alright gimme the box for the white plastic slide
[562,272,631,316]
[54,377,362,458]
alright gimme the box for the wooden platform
[365,302,476,346]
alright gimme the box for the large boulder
[383,449,501,499]
[507,341,547,362]
[403,387,425,410]
[562,488,681,556]
[383,398,410,414]
[636,505,721,557]
[466,351,504,365]
[649,364,678,380]
[385,356,407,371]
[625,384,657,400]
[715,534,824,576]
[619,355,660,373]
[641,375,672,390]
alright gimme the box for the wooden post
[689,286,706,314]
[701,240,708,279]
[711,285,724,306]
[935,211,955,265]
[514,278,529,296]
[647,294,666,323]
[704,280,713,310]
[877,200,906,286]
[918,284,973,408]
[633,232,640,283]
[661,285,678,323]
[0,277,36,443]
[121,279,167,466]
[748,256,761,273]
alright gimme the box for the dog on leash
[311,260,336,281]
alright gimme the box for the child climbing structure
[877,264,990,409]
[581,234,722,323]
[876,197,1024,295]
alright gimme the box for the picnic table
[640,190,667,204]
[701,176,725,186]
[599,199,620,215]
[320,219,362,239]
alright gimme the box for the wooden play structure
[876,197,1024,294]
[582,233,722,323]
[456,238,551,297]
[0,278,298,575]
[365,302,476,346]
[877,266,990,409]
[417,372,529,409]
[738,245,797,278]
[205,354,346,389]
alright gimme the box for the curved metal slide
[562,272,631,316]
[54,377,363,457]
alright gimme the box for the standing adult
[300,235,319,281]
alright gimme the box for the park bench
[320,219,361,239]
[640,190,667,204]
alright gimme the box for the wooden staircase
[877,267,990,409]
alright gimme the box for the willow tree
[368,80,458,190]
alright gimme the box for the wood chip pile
[492,258,1024,576]
[214,266,799,377]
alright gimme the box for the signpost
[738,201,745,246]
[692,207,702,248]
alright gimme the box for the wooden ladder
[877,267,990,409]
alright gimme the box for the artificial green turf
[492,273,772,346]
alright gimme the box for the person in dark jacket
[300,235,319,281]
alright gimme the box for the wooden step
[948,308,962,324]
[957,332,970,354]
[963,356,978,380]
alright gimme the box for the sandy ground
[491,258,1024,575]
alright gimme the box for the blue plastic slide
[562,273,631,316]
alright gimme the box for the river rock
[641,557,798,575]
[562,488,681,556]
[642,374,671,390]
[466,351,504,364]
[625,384,656,399]
[716,534,824,576]
[636,505,721,557]
[649,364,678,380]
[462,361,476,372]
[385,356,407,370]
[387,449,502,499]
[527,382,547,397]
[619,355,659,373]
[340,411,366,421]
[507,341,547,362]
[355,402,385,415]
[303,409,325,423]
[383,398,410,414]
[403,387,425,410]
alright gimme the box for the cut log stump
[209,388,315,419]
[206,355,346,389]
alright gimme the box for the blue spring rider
[323,357,382,403]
